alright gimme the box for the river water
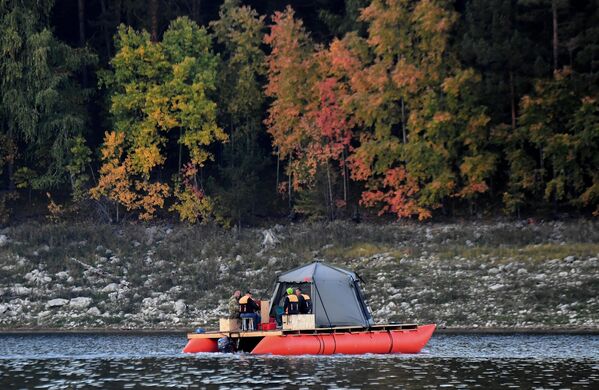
[0,333,597,389]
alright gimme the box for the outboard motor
[217,337,235,353]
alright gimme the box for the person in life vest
[227,290,241,319]
[283,287,300,314]
[296,288,312,314]
[239,291,260,330]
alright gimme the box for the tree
[264,7,316,207]
[93,17,225,221]
[505,67,599,215]
[0,0,95,215]
[264,7,355,220]
[344,0,496,219]
[209,0,271,227]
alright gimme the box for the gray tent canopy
[268,261,374,328]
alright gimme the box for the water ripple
[0,333,597,389]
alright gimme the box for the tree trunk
[552,0,559,71]
[326,162,334,221]
[178,127,183,172]
[192,0,202,24]
[78,0,85,46]
[401,98,407,144]
[78,0,88,87]
[288,156,292,210]
[276,148,280,193]
[7,159,15,192]
[342,149,347,204]
[150,0,159,42]
[100,0,111,59]
[509,71,516,131]
[116,0,122,24]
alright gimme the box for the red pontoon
[183,262,435,355]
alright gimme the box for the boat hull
[251,324,435,355]
[182,338,219,353]
[182,324,435,355]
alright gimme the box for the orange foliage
[90,131,170,221]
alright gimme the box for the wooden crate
[260,300,270,324]
[282,314,316,330]
[219,318,240,332]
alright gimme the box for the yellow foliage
[46,193,64,223]
[171,185,213,223]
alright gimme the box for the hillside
[1,220,598,330]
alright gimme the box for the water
[1,333,598,389]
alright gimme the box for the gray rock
[174,300,186,315]
[0,234,8,247]
[102,283,120,293]
[46,298,69,308]
[261,229,280,248]
[86,307,101,316]
[70,297,92,309]
[12,286,32,296]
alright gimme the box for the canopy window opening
[269,282,313,317]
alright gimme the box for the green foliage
[209,0,272,227]
[0,0,96,194]
[504,68,599,214]
[66,136,93,204]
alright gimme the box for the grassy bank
[0,220,598,330]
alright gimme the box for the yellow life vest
[285,294,300,314]
[239,295,250,304]
[301,294,310,301]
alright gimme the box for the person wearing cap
[284,287,300,315]
[227,290,241,319]
[238,290,260,330]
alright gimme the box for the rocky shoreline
[1,220,598,331]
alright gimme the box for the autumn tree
[340,0,496,219]
[264,7,316,207]
[92,17,225,222]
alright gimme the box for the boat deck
[187,323,418,339]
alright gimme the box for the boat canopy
[269,261,374,328]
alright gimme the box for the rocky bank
[0,220,597,330]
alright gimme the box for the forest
[0,0,598,227]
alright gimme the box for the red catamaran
[183,261,435,355]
